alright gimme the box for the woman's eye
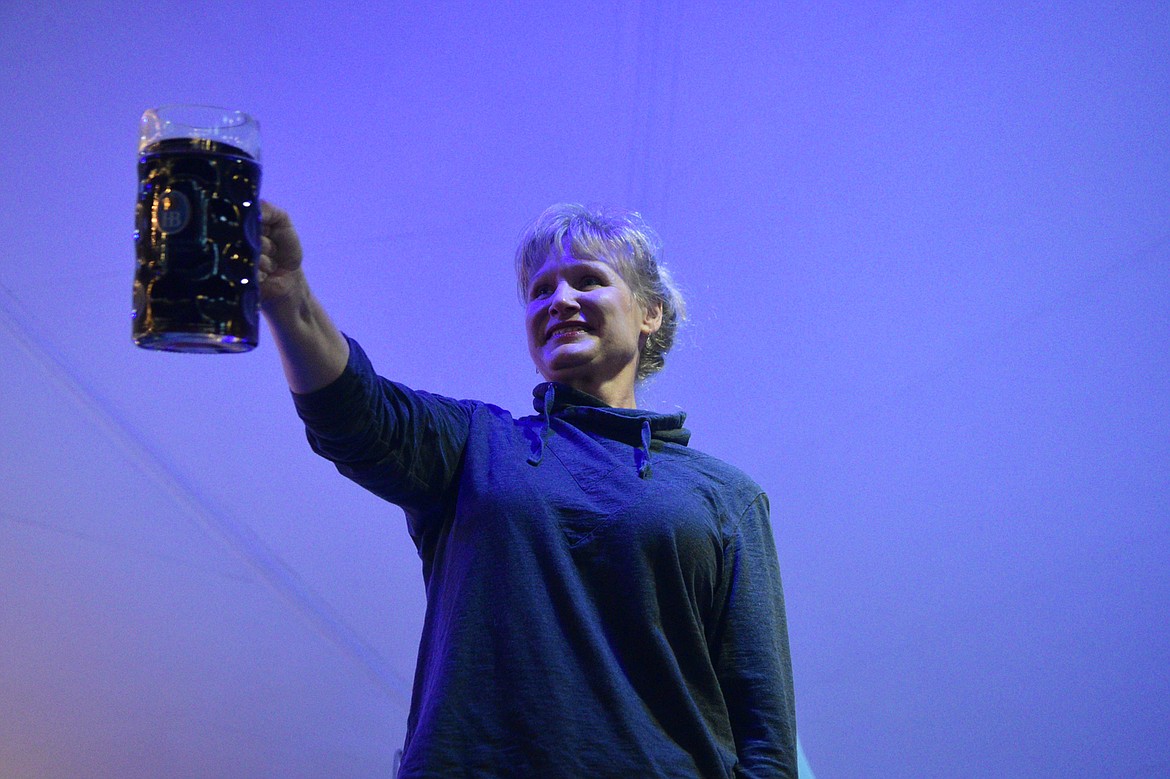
[580,275,603,288]
[530,284,551,299]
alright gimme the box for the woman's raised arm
[257,200,350,394]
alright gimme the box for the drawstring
[527,383,669,478]
[637,419,652,478]
[527,383,557,466]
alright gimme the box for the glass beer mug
[132,105,262,352]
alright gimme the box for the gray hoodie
[294,336,797,778]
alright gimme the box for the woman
[259,201,797,777]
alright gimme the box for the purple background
[2,3,1168,777]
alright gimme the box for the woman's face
[524,246,661,405]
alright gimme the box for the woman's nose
[548,282,579,316]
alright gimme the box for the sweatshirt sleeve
[715,493,798,778]
[291,336,472,524]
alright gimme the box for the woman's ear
[641,299,664,336]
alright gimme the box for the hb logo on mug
[155,189,190,235]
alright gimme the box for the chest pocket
[542,426,650,547]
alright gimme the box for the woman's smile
[545,321,593,342]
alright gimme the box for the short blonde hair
[515,203,686,382]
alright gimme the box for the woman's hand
[258,200,307,309]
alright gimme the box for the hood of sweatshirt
[528,382,691,477]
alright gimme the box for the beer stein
[133,105,262,352]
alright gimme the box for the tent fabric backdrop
[1,2,1167,777]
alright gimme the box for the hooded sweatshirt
[293,337,797,778]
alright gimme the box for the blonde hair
[515,203,686,382]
